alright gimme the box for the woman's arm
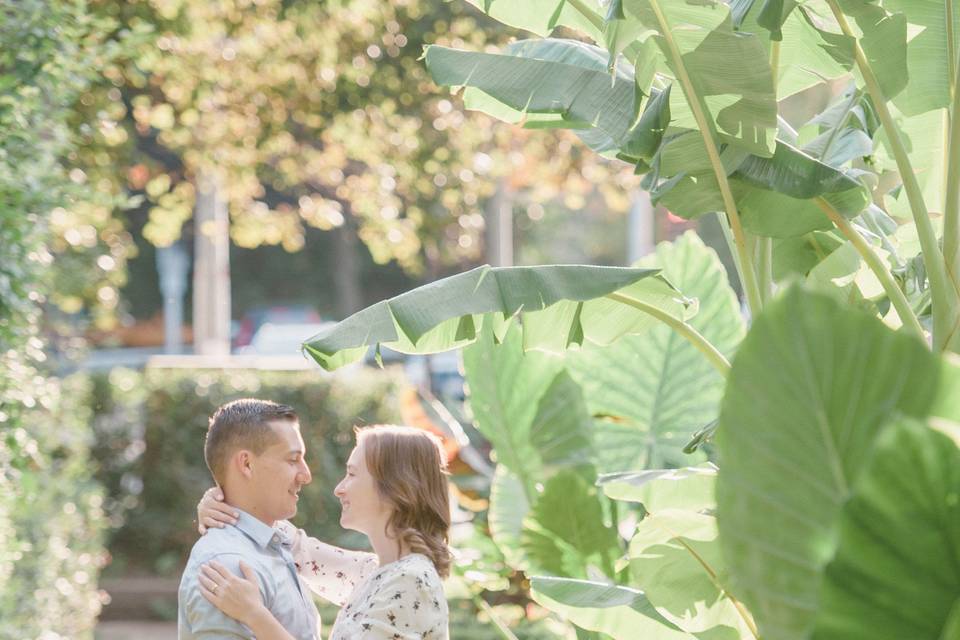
[196,487,238,534]
[241,608,299,640]
[199,559,296,640]
[275,520,379,606]
[196,486,378,605]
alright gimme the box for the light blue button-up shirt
[178,509,320,639]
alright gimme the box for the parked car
[234,321,336,356]
[404,350,464,401]
[232,305,323,349]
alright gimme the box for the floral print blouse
[276,521,449,640]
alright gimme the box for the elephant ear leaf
[812,417,960,639]
[717,285,948,639]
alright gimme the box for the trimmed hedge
[92,366,404,576]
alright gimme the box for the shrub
[0,374,109,640]
[0,0,123,637]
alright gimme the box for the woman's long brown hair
[356,425,452,577]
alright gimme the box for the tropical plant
[302,0,960,638]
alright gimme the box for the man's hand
[197,486,239,534]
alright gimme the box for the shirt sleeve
[276,520,379,606]
[181,553,271,638]
[347,565,448,639]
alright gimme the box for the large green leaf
[425,39,640,156]
[302,263,687,370]
[462,324,564,486]
[732,2,853,98]
[530,370,595,470]
[530,577,692,640]
[884,0,959,116]
[530,576,691,640]
[467,327,594,569]
[732,139,869,205]
[629,510,754,639]
[521,471,620,579]
[885,107,949,221]
[772,231,844,280]
[488,465,532,571]
[460,0,604,42]
[619,0,778,156]
[812,417,960,640]
[855,7,909,101]
[716,286,940,640]
[730,0,798,41]
[647,135,870,235]
[599,465,717,513]
[566,232,744,472]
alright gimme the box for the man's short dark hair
[204,399,298,484]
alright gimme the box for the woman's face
[333,442,390,534]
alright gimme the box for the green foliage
[813,418,960,640]
[0,0,127,637]
[530,577,687,640]
[306,0,960,635]
[628,509,750,639]
[0,374,109,640]
[304,264,688,369]
[717,287,960,640]
[308,231,743,635]
[90,366,403,575]
[522,471,619,579]
[565,232,744,471]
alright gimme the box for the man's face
[250,420,312,522]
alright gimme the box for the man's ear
[233,449,255,479]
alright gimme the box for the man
[178,398,320,639]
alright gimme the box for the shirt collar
[233,509,280,549]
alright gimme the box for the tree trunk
[627,188,656,264]
[333,217,362,318]
[192,171,231,356]
[485,178,514,267]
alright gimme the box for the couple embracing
[177,398,451,639]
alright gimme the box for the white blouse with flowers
[276,521,449,640]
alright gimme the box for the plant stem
[605,292,731,375]
[567,0,604,31]
[770,41,781,96]
[676,538,760,640]
[942,51,960,330]
[948,0,957,100]
[756,236,773,304]
[646,0,763,316]
[825,0,955,348]
[472,592,522,640]
[815,198,925,338]
[752,41,781,305]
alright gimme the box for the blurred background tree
[72,0,639,329]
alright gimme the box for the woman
[196,425,451,639]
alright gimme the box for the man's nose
[298,461,312,485]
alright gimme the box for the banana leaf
[302,264,687,370]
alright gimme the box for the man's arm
[181,553,269,639]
